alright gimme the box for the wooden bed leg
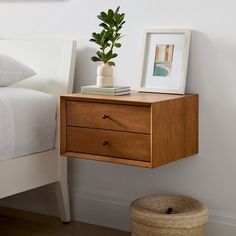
[55,156,71,223]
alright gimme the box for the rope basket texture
[130,195,208,236]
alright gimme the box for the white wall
[1,0,236,235]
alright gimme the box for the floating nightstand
[60,92,198,168]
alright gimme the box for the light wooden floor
[0,207,131,236]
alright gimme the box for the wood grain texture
[60,92,198,168]
[151,95,198,168]
[61,91,186,106]
[66,127,150,162]
[63,152,152,168]
[184,95,199,156]
[151,98,185,167]
[66,101,150,133]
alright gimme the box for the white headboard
[0,40,77,95]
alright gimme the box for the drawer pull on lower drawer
[102,115,110,119]
[102,141,109,146]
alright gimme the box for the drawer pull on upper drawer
[102,115,110,119]
[102,141,109,146]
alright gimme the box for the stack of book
[81,85,131,96]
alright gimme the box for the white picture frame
[139,29,191,94]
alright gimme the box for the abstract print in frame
[139,29,191,94]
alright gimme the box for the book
[81,85,131,96]
[81,85,130,92]
[81,89,131,96]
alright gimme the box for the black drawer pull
[102,141,109,146]
[102,115,110,119]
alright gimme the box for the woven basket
[130,195,208,236]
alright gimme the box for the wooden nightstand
[60,92,198,168]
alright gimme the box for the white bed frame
[0,40,77,222]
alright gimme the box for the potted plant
[90,6,125,87]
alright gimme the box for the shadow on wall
[73,47,98,92]
[187,29,236,169]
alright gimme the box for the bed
[0,40,77,222]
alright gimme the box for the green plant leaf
[100,11,107,18]
[114,14,123,24]
[108,61,115,66]
[108,9,114,17]
[96,51,104,59]
[116,35,124,41]
[89,38,97,42]
[111,53,118,59]
[96,51,101,57]
[91,56,102,62]
[114,14,120,24]
[114,43,121,48]
[97,15,103,21]
[99,23,109,30]
[115,32,121,38]
[106,50,113,59]
[115,6,120,14]
[92,32,97,37]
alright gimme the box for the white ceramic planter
[97,63,113,87]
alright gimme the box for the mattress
[0,88,56,161]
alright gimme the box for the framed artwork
[139,29,191,94]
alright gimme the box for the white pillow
[0,55,36,86]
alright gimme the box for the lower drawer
[66,127,150,162]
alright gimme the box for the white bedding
[0,88,56,161]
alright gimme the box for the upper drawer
[66,101,150,133]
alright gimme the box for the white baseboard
[70,187,132,230]
[206,210,236,236]
[1,187,236,235]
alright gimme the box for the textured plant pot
[97,63,113,87]
[130,195,208,236]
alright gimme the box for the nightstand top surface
[61,91,196,105]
